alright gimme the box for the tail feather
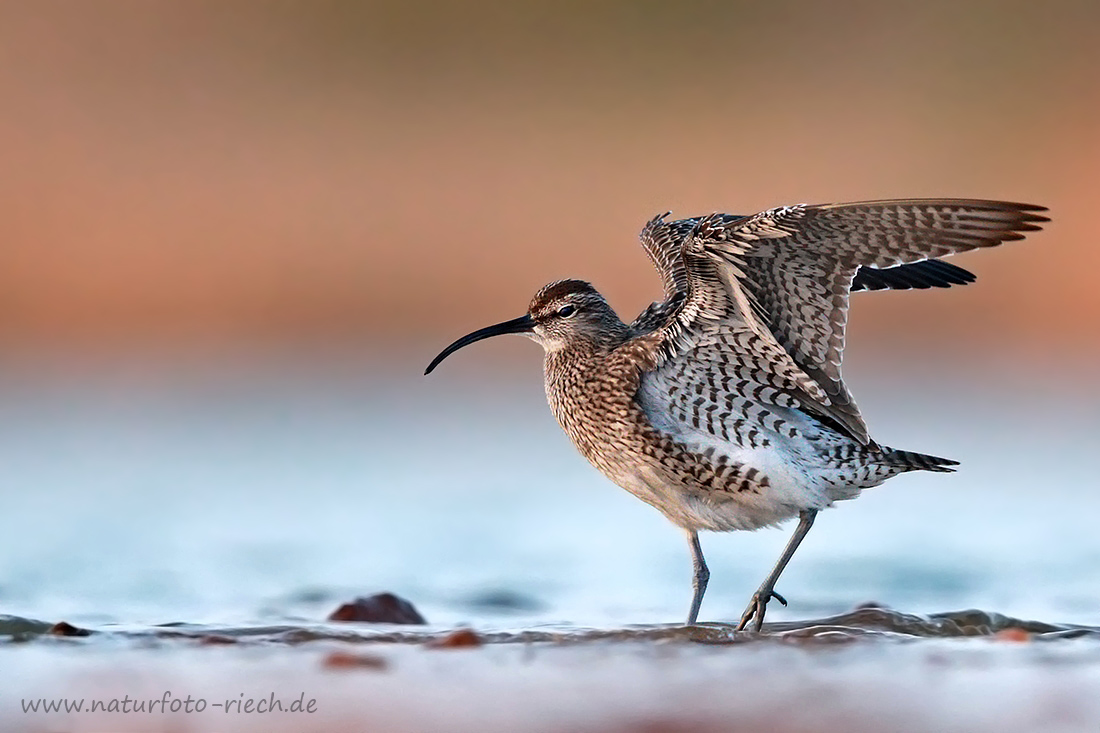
[879,446,959,473]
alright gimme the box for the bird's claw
[736,588,786,632]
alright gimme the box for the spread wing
[632,216,977,333]
[632,199,1048,444]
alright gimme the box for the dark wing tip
[1003,202,1050,224]
[969,200,1051,225]
[852,259,977,292]
[1010,202,1049,215]
[921,259,977,285]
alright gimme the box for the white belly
[607,450,840,533]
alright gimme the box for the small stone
[47,621,91,637]
[322,651,388,671]
[328,593,427,625]
[993,627,1031,643]
[425,628,483,649]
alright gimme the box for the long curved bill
[424,315,534,375]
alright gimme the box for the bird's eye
[557,305,577,318]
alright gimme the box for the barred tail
[879,446,960,473]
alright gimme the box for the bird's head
[424,279,625,374]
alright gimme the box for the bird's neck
[542,329,636,463]
[542,323,630,384]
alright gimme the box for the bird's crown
[528,279,604,318]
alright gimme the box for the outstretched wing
[633,200,1047,444]
[634,216,977,333]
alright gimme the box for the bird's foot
[736,588,787,632]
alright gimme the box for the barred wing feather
[632,200,1048,444]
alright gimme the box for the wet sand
[5,607,1100,733]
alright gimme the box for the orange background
[0,2,1095,357]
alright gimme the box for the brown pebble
[426,628,483,649]
[993,627,1031,643]
[328,593,427,625]
[48,621,91,637]
[322,651,388,671]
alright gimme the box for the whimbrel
[425,199,1047,630]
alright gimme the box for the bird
[424,199,1048,630]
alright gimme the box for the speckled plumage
[426,198,1048,630]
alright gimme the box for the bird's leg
[685,530,709,626]
[737,510,817,632]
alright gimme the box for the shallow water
[5,608,1100,733]
[1,354,1098,731]
[3,606,1098,645]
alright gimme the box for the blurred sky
[0,1,1096,362]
